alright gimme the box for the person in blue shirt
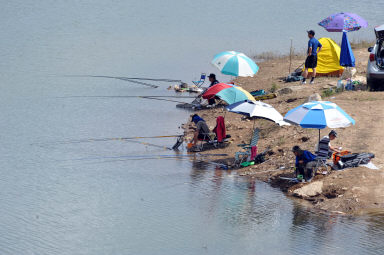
[292,145,317,182]
[302,30,322,84]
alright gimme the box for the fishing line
[123,139,172,150]
[63,75,184,88]
[141,96,188,103]
[57,152,227,163]
[58,154,197,162]
[57,95,195,99]
[31,135,184,146]
[55,95,193,103]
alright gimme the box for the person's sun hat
[329,130,338,137]
[307,30,315,36]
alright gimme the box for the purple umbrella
[318,12,368,32]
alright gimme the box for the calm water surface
[1,1,384,254]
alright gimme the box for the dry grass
[253,39,375,61]
[253,49,305,61]
[350,39,376,49]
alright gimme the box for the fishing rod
[60,95,195,98]
[116,77,182,82]
[119,78,158,88]
[123,139,172,150]
[141,96,188,104]
[58,152,228,163]
[63,75,184,88]
[62,75,159,88]
[56,95,195,99]
[32,135,184,146]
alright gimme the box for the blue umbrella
[284,101,355,141]
[340,31,355,67]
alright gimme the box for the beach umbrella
[202,83,254,105]
[318,13,367,82]
[226,100,290,126]
[340,31,355,67]
[212,51,259,77]
[284,101,355,141]
[318,12,368,32]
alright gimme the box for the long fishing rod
[32,135,183,146]
[58,152,228,163]
[117,77,182,82]
[119,78,158,88]
[141,96,188,103]
[63,75,159,88]
[56,95,193,103]
[123,139,172,150]
[63,75,184,88]
[58,95,195,98]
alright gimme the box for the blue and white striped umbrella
[212,51,259,77]
[284,101,355,129]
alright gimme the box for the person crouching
[191,114,210,146]
[292,145,317,182]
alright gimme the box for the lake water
[1,1,384,254]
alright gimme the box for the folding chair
[314,137,332,175]
[192,73,206,87]
[234,128,260,167]
[197,132,217,150]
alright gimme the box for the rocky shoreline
[182,48,384,215]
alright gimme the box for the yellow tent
[305,37,344,76]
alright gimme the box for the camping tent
[304,37,344,76]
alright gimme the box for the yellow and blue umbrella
[212,51,259,77]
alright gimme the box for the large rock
[307,93,322,102]
[291,181,324,198]
[277,87,293,95]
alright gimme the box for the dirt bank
[182,48,384,215]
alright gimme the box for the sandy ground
[182,48,384,215]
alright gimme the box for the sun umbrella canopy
[284,101,355,129]
[318,12,368,32]
[212,51,259,77]
[226,100,290,126]
[202,83,254,105]
[340,31,355,67]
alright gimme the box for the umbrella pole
[251,119,256,144]
[318,129,320,143]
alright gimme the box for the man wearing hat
[208,73,219,87]
[292,145,317,182]
[316,130,341,158]
[207,73,219,105]
[302,30,322,84]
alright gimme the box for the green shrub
[321,88,335,98]
[270,83,279,93]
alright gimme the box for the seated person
[292,145,317,182]
[190,114,210,146]
[207,73,219,106]
[316,130,340,158]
